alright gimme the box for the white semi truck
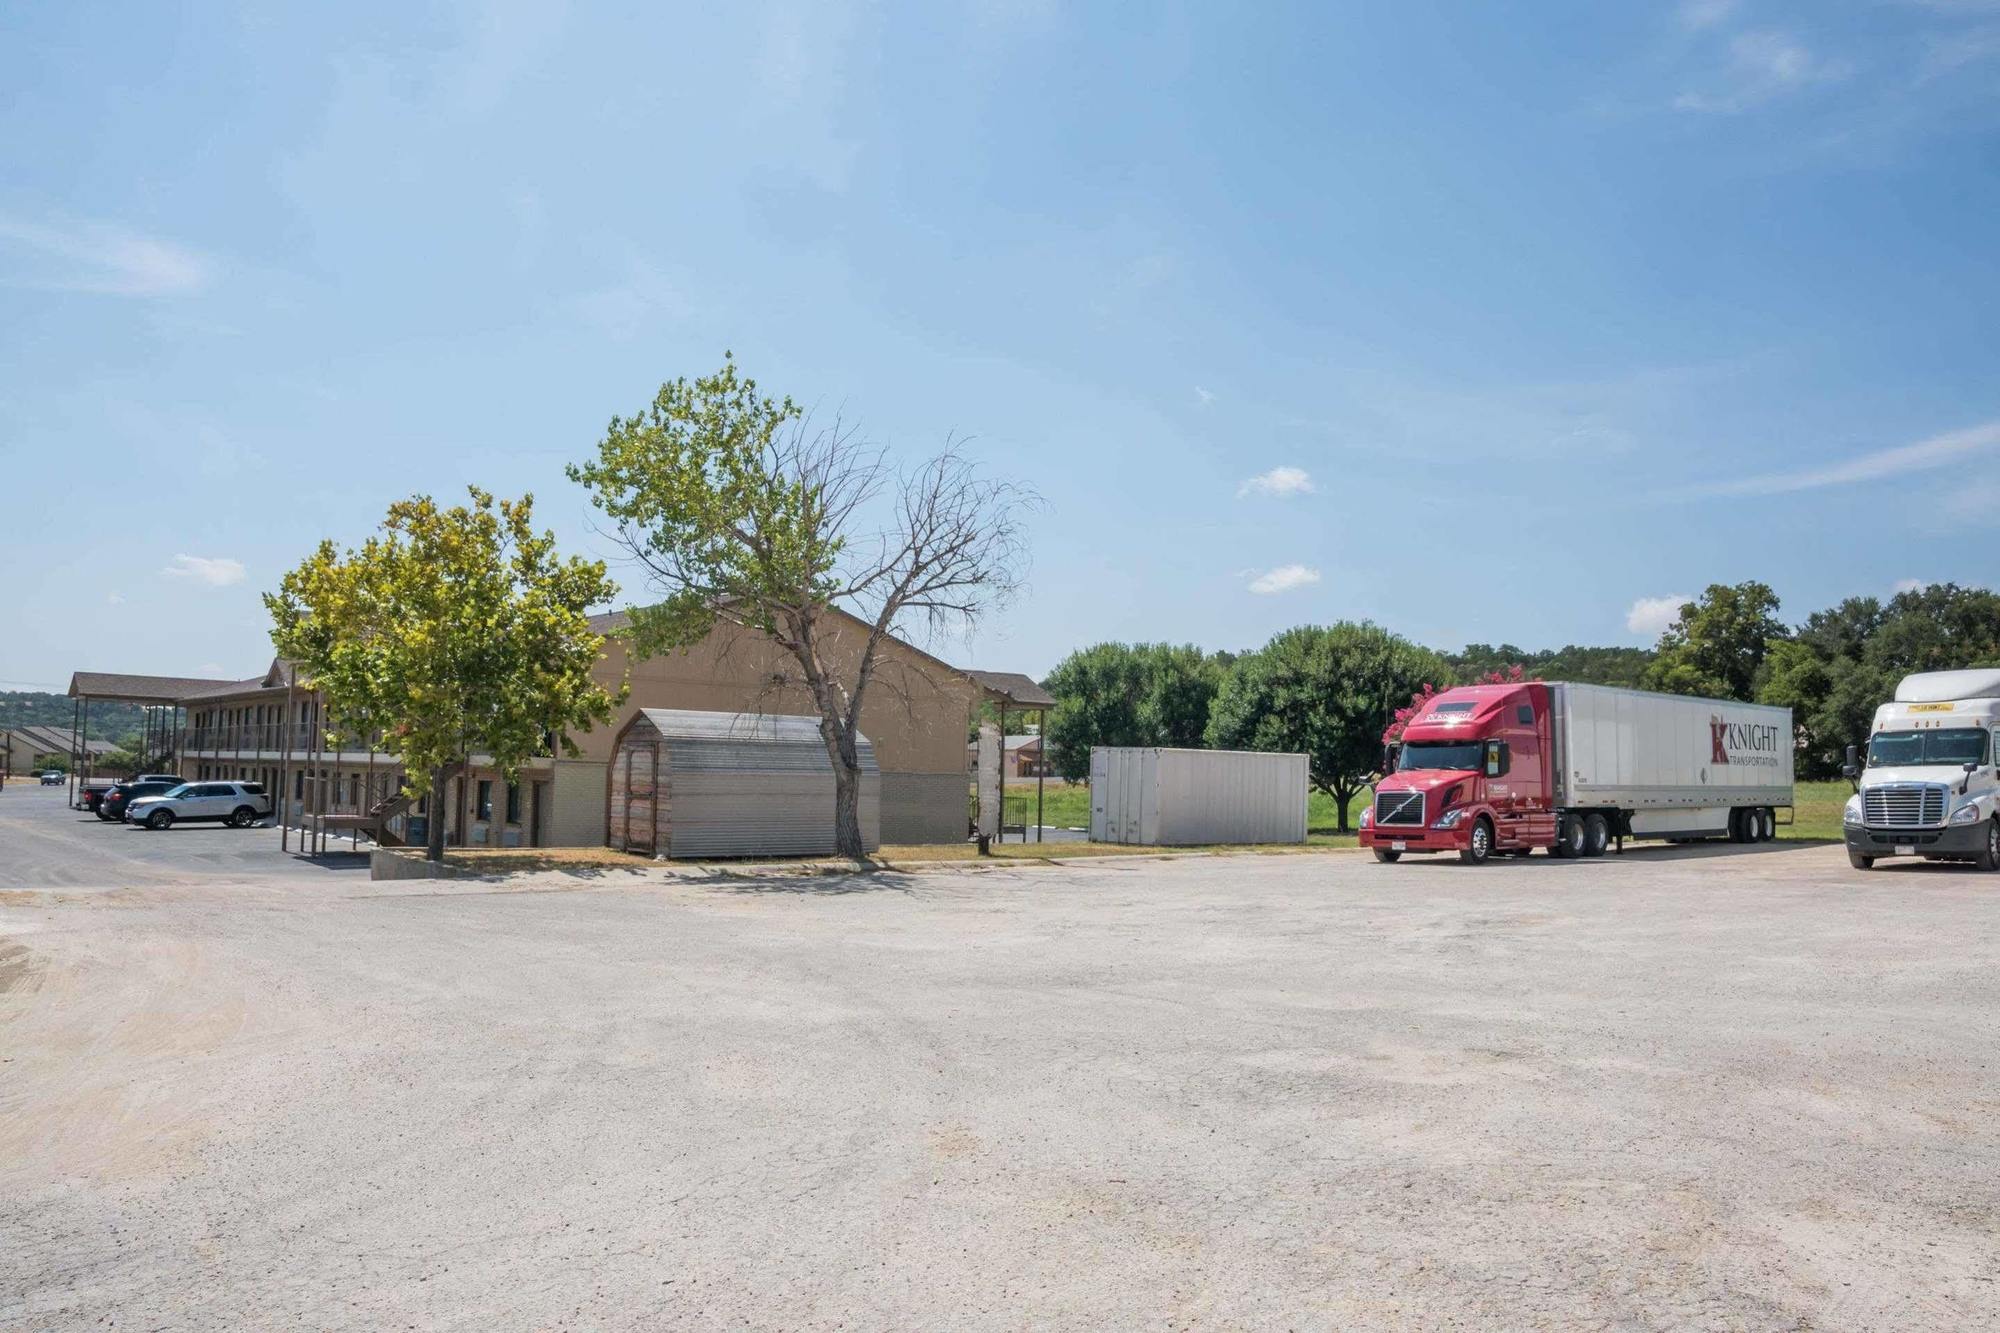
[1842,669,2000,870]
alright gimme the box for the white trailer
[1552,684,1794,842]
[1089,747,1307,846]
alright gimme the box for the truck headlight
[1360,807,1372,829]
[1843,796,1862,826]
[1951,802,1983,825]
[1431,809,1464,830]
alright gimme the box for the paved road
[0,783,363,891]
[2,796,1996,1329]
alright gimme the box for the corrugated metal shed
[1089,747,1307,846]
[608,709,880,858]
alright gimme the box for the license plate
[1391,840,1407,851]
[1894,844,1915,856]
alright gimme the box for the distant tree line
[0,691,143,744]
[1036,579,2000,816]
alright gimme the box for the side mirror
[1840,744,1859,781]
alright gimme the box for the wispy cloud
[1194,386,1215,406]
[163,554,246,587]
[565,258,691,341]
[1699,419,2000,496]
[1247,564,1321,596]
[0,215,209,296]
[1627,594,1689,637]
[1920,24,2000,78]
[1237,466,1315,499]
[1675,30,1850,113]
[1677,0,1738,31]
[1893,578,1927,594]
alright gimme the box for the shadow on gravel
[710,869,924,896]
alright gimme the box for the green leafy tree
[1450,643,1651,687]
[266,489,623,862]
[1206,623,1451,832]
[569,355,1030,857]
[1042,642,1222,781]
[1642,581,1785,700]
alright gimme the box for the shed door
[624,742,657,854]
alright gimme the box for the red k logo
[1710,716,1730,765]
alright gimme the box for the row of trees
[1039,581,2000,820]
[1043,626,1451,830]
[1644,580,2000,778]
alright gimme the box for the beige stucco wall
[580,613,977,780]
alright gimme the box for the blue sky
[3,1,1997,689]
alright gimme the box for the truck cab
[1361,682,1557,864]
[1844,669,2000,871]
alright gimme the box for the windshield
[1867,728,1989,769]
[1399,740,1484,771]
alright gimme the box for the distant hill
[0,691,144,743]
[1447,643,1654,688]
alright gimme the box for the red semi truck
[1359,681,1795,865]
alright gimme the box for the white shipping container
[1089,747,1308,846]
[1552,683,1793,817]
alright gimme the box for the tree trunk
[832,758,864,859]
[1332,782,1353,833]
[426,764,449,863]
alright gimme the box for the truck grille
[1863,784,1946,829]
[1374,791,1425,827]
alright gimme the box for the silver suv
[127,781,273,830]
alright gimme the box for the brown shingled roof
[967,670,1055,710]
[68,671,241,703]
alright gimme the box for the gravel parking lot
[2,782,1996,1330]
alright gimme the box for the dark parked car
[99,779,184,822]
[40,770,65,785]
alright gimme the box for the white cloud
[1893,579,1927,594]
[1675,31,1849,113]
[1247,564,1321,596]
[1627,594,1690,636]
[163,554,246,587]
[0,215,209,296]
[105,591,124,606]
[1237,466,1316,499]
[1195,386,1215,406]
[1699,419,2000,496]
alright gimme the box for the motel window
[294,771,304,800]
[476,780,493,821]
[505,782,521,824]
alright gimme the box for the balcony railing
[180,724,388,754]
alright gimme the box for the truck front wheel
[1977,820,2000,872]
[1847,849,1875,870]
[1372,849,1402,864]
[1459,817,1493,866]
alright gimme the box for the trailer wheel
[1582,814,1610,857]
[1727,808,1747,843]
[1847,849,1875,870]
[1372,849,1402,864]
[1553,815,1585,859]
[1459,817,1493,866]
[1758,807,1777,842]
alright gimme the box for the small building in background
[1089,746,1307,846]
[608,708,881,859]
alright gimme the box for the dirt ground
[2,782,1996,1330]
